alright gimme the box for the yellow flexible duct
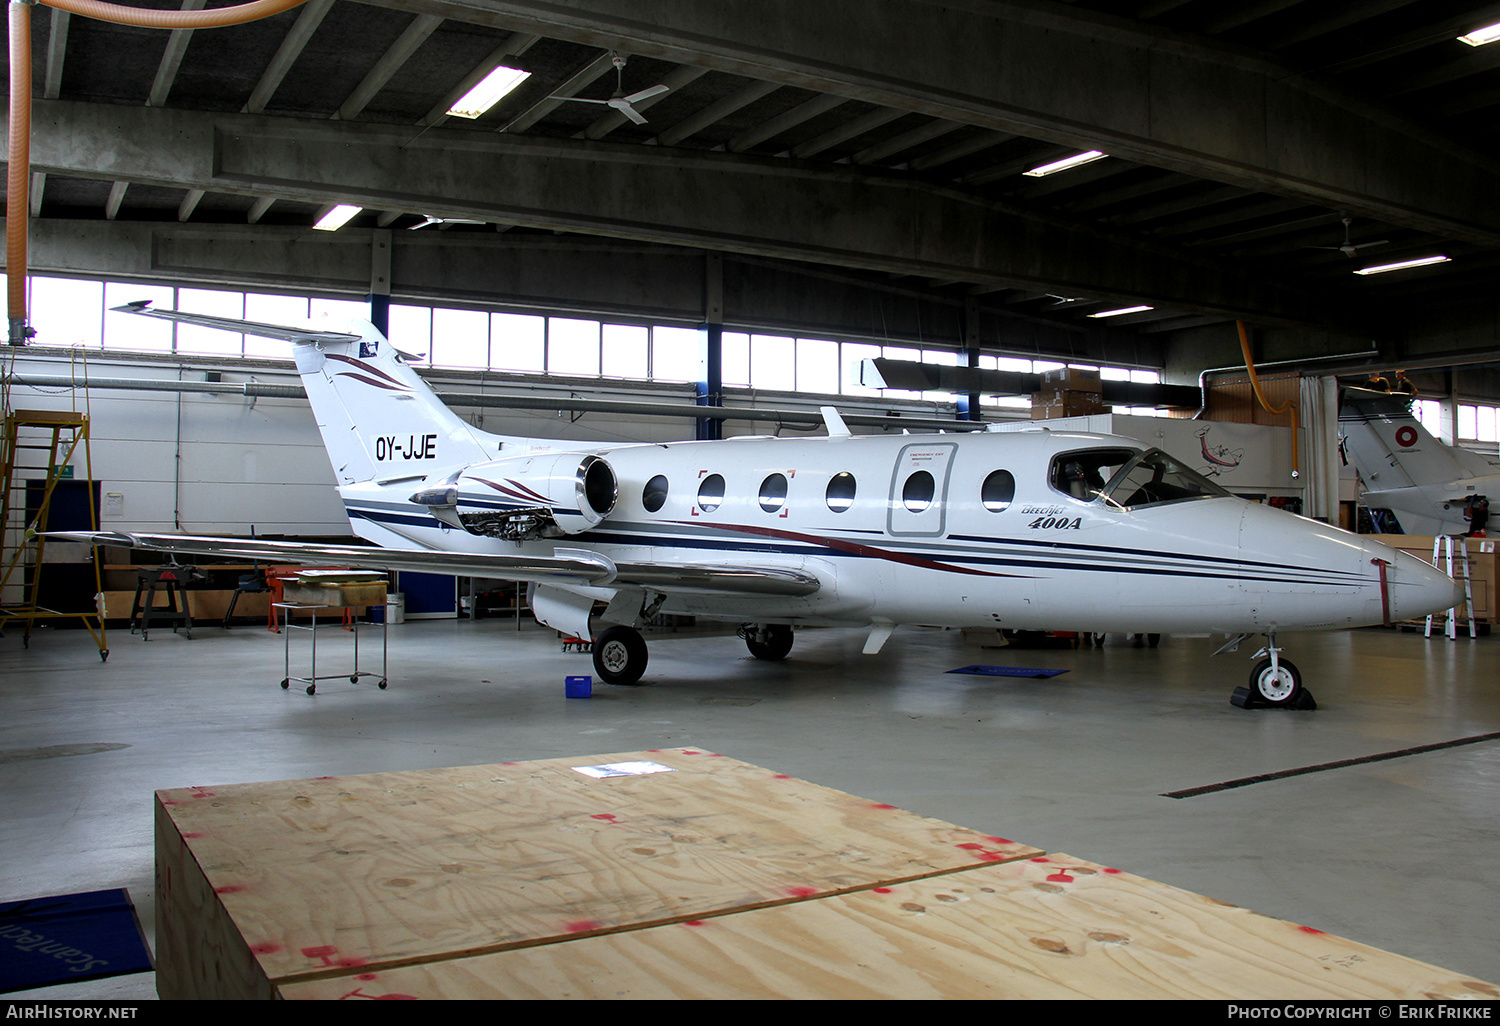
[7,0,310,345]
[1236,319,1300,479]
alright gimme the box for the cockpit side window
[1100,449,1231,509]
[1049,448,1138,502]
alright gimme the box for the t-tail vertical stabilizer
[1339,386,1500,535]
[290,320,499,485]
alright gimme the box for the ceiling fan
[551,52,670,125]
[409,215,484,230]
[1312,216,1390,258]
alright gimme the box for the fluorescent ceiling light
[313,204,362,232]
[447,66,531,119]
[1353,255,1451,276]
[1459,21,1500,46]
[1087,304,1153,318]
[1023,150,1107,177]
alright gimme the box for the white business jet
[1340,387,1500,536]
[61,305,1458,709]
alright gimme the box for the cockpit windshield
[1050,447,1231,509]
[1099,448,1231,509]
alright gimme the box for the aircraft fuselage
[340,428,1452,636]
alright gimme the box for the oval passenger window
[643,474,668,513]
[759,473,788,513]
[903,470,935,513]
[981,470,1015,512]
[826,472,856,513]
[697,473,725,512]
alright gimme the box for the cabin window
[697,473,726,512]
[902,470,935,513]
[759,473,788,513]
[826,472,856,512]
[642,474,668,513]
[981,470,1015,512]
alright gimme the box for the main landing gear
[593,625,648,686]
[740,623,794,661]
[1223,632,1317,710]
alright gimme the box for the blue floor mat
[0,888,153,994]
[947,664,1069,678]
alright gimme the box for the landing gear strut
[593,625,648,686]
[740,623,794,661]
[1226,632,1317,710]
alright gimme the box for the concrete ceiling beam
[362,0,1500,246]
[19,99,1358,335]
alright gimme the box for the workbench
[153,748,1496,1000]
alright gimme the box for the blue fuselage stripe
[345,503,1366,589]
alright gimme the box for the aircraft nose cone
[1371,543,1465,622]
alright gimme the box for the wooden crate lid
[279,853,1498,1000]
[156,748,1038,989]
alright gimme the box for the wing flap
[52,532,822,597]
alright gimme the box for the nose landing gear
[1221,633,1317,710]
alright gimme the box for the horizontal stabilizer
[111,302,361,345]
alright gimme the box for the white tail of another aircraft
[1339,387,1500,535]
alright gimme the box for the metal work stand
[131,565,196,640]
[275,602,388,696]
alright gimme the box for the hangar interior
[3,0,1500,999]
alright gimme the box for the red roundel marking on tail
[1395,426,1418,447]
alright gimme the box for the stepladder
[1426,535,1477,640]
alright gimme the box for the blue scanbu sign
[0,889,153,994]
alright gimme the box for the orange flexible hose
[36,0,308,29]
[8,1,33,343]
[1236,319,1301,478]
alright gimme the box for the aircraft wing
[50,531,821,597]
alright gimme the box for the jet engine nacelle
[411,452,617,540]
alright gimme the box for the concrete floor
[3,615,1499,999]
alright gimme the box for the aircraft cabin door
[887,443,958,537]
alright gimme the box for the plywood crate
[280,854,1497,1001]
[154,748,1039,999]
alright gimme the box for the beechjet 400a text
[59,303,1459,709]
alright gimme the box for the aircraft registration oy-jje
[58,304,1460,710]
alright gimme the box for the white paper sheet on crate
[573,761,676,779]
